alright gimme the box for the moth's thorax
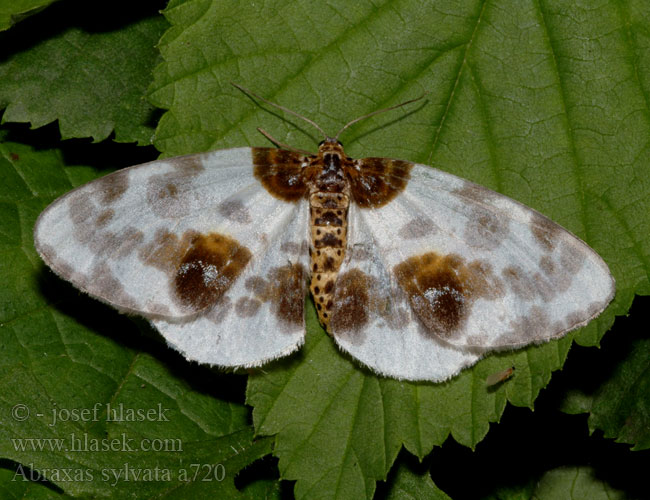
[308,140,350,331]
[309,140,353,195]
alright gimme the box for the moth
[34,85,615,382]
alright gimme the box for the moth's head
[317,137,345,157]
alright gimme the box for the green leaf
[149,0,649,498]
[384,463,451,500]
[481,466,625,500]
[247,320,571,499]
[4,0,649,498]
[584,336,650,450]
[0,139,273,497]
[559,311,650,451]
[0,467,64,499]
[0,0,58,32]
[0,3,167,144]
[532,466,626,500]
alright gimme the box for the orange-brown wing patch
[173,233,252,312]
[346,157,413,208]
[394,252,503,341]
[252,147,310,202]
[139,230,252,313]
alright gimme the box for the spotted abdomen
[309,192,349,331]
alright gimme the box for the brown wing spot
[330,269,370,337]
[70,205,143,265]
[252,147,309,202]
[539,255,555,275]
[502,266,535,300]
[399,217,437,239]
[468,260,505,298]
[146,173,191,219]
[269,264,307,326]
[204,296,233,325]
[99,227,145,259]
[394,252,499,340]
[139,229,193,273]
[502,264,560,302]
[559,241,586,274]
[218,199,252,224]
[530,212,560,251]
[464,210,510,250]
[167,155,205,174]
[112,227,145,258]
[243,263,307,328]
[149,179,178,201]
[69,193,95,228]
[87,262,139,310]
[175,233,252,312]
[95,209,114,227]
[346,157,413,208]
[95,170,129,205]
[280,240,309,256]
[245,276,268,295]
[501,306,551,344]
[236,297,262,317]
[144,157,206,217]
[452,182,499,204]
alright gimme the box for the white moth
[33,86,615,382]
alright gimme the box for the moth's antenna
[232,83,328,139]
[257,127,314,156]
[334,92,428,141]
